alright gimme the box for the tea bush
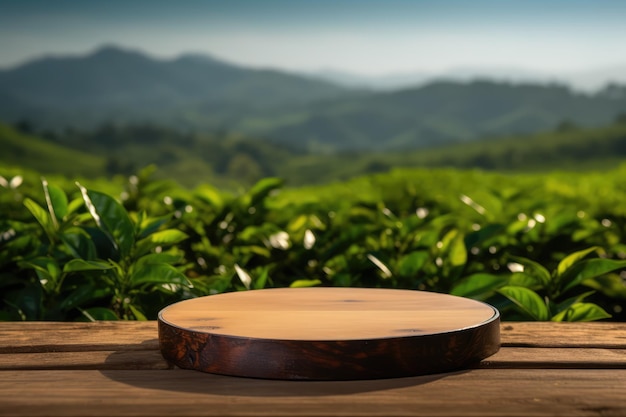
[2,165,626,321]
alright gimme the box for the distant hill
[0,45,349,129]
[4,118,626,188]
[0,123,106,177]
[1,46,626,153]
[273,120,626,184]
[310,65,626,93]
[239,80,626,152]
[1,121,306,188]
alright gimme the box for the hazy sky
[1,0,626,76]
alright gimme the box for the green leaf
[290,279,322,288]
[287,215,308,234]
[506,218,530,235]
[146,229,188,245]
[129,304,148,321]
[331,272,352,287]
[554,291,595,316]
[61,228,97,260]
[451,273,505,298]
[79,307,118,321]
[507,256,551,287]
[137,214,171,240]
[246,245,272,258]
[190,274,233,295]
[448,233,467,267]
[58,284,112,311]
[0,232,32,253]
[508,272,543,289]
[464,223,503,248]
[44,182,68,221]
[560,258,626,294]
[47,261,62,283]
[129,263,190,288]
[440,229,466,267]
[321,225,368,261]
[583,274,626,298]
[551,302,611,322]
[253,268,270,290]
[90,189,135,257]
[135,229,188,256]
[63,259,113,273]
[83,225,117,260]
[396,251,429,278]
[19,257,61,286]
[135,252,184,269]
[195,184,223,211]
[23,198,51,235]
[556,246,599,278]
[247,177,283,205]
[78,185,135,258]
[498,286,549,321]
[66,196,84,216]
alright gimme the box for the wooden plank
[0,321,159,353]
[1,322,625,353]
[480,347,626,369]
[0,369,624,416]
[500,322,626,348]
[0,350,171,370]
[2,347,625,371]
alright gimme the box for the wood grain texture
[480,347,626,369]
[0,321,159,353]
[0,350,171,370]
[158,288,500,379]
[1,322,625,416]
[1,369,625,417]
[2,347,625,371]
[500,322,626,347]
[159,288,499,339]
[1,321,624,351]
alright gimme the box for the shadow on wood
[99,366,468,397]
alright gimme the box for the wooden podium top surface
[158,287,498,341]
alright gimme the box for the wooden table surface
[1,321,625,416]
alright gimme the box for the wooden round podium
[158,288,500,380]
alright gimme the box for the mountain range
[310,65,626,93]
[0,45,349,130]
[1,45,626,152]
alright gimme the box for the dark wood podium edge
[158,307,500,380]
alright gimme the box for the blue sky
[1,0,626,77]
